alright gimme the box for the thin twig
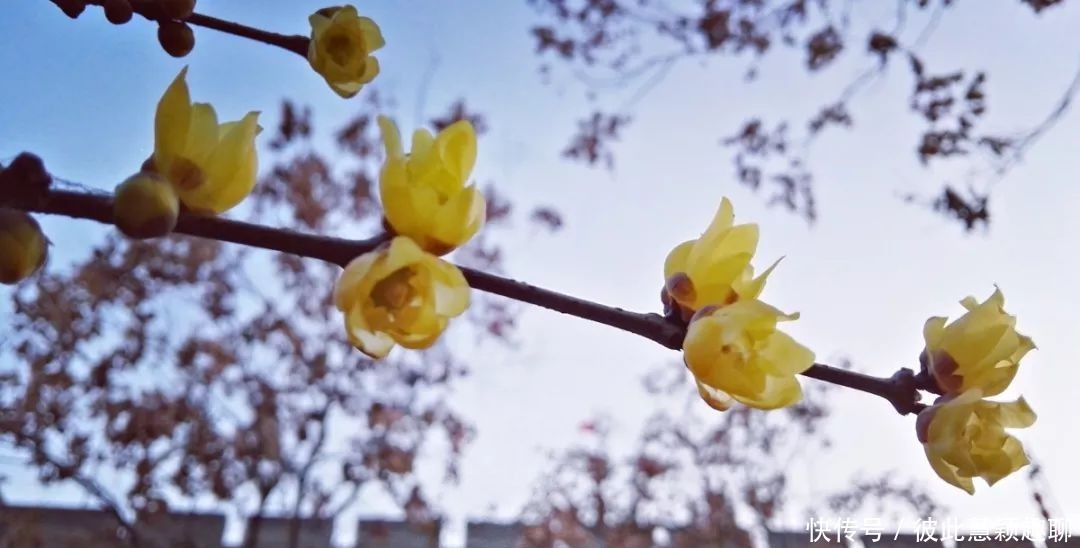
[22,443,142,546]
[997,55,1080,173]
[79,0,310,57]
[1,169,934,415]
[287,401,333,548]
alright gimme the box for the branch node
[0,152,52,206]
[886,367,925,416]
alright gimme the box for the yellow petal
[334,4,360,22]
[329,80,364,99]
[757,331,815,376]
[695,380,735,412]
[735,257,781,300]
[663,240,694,280]
[379,157,419,234]
[185,102,219,165]
[154,67,192,167]
[204,131,259,213]
[430,185,485,250]
[980,437,1028,486]
[357,16,385,50]
[925,445,976,494]
[979,396,1037,429]
[964,363,1018,398]
[682,316,730,381]
[308,12,331,39]
[701,198,735,238]
[731,374,803,410]
[345,304,396,359]
[184,111,260,213]
[688,224,759,282]
[378,116,404,158]
[334,251,380,311]
[923,316,947,350]
[401,184,442,237]
[691,253,753,307]
[371,237,426,280]
[943,323,1008,374]
[358,56,380,85]
[426,256,470,317]
[394,324,447,349]
[410,129,436,166]
[435,120,477,182]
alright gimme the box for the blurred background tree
[527,0,1078,229]
[1,0,1075,546]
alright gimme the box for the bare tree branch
[1,159,937,415]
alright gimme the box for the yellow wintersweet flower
[152,67,260,215]
[377,116,485,255]
[917,389,1035,494]
[922,287,1034,397]
[664,197,778,321]
[333,236,471,358]
[683,299,815,410]
[308,5,384,98]
[0,209,48,285]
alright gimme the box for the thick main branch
[0,171,934,415]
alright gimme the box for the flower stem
[76,0,311,57]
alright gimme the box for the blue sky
[2,1,1079,546]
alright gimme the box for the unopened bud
[52,0,87,19]
[1,152,51,194]
[113,172,180,239]
[103,0,133,24]
[158,20,195,58]
[0,209,48,285]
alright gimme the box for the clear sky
[2,1,1079,547]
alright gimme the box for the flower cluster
[113,67,261,239]
[333,117,482,358]
[303,8,483,358]
[916,288,1036,494]
[25,2,1042,498]
[664,198,814,411]
[93,5,476,359]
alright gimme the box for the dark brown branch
[0,158,934,415]
[80,0,311,57]
[182,12,309,57]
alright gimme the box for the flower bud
[103,0,133,24]
[53,0,87,19]
[113,172,180,239]
[0,152,51,194]
[0,209,48,285]
[158,20,195,58]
